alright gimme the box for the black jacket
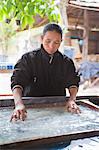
[11,46,80,97]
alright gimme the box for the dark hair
[43,23,62,39]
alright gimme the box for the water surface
[0,106,99,145]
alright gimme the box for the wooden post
[82,9,89,61]
[59,0,69,53]
[59,0,68,28]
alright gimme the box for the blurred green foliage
[0,0,61,29]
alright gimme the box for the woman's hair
[43,23,62,39]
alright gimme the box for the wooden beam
[68,25,99,32]
[68,25,84,30]
[68,2,99,12]
[82,10,89,61]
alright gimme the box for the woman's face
[41,31,62,54]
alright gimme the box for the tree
[0,0,61,29]
[0,0,61,62]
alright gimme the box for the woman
[11,23,81,121]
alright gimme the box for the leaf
[21,15,27,29]
[27,15,34,26]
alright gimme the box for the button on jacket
[11,45,80,97]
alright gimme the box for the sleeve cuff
[12,85,23,91]
[69,85,78,89]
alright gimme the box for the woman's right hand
[10,103,27,122]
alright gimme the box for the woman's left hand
[65,99,81,114]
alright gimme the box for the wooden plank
[77,99,99,111]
